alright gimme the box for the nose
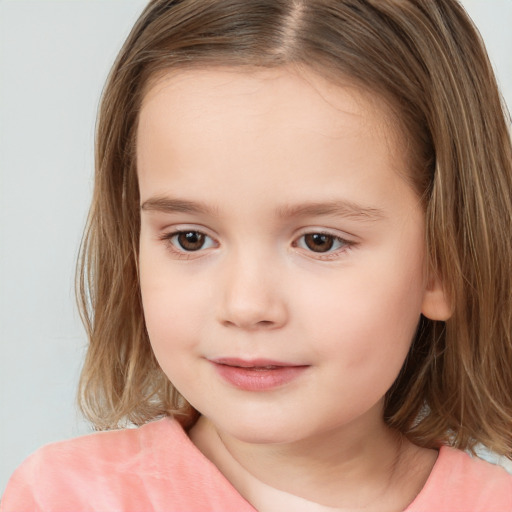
[216,249,289,330]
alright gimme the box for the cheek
[138,246,211,354]
[298,247,425,382]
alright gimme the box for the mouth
[209,357,309,391]
[212,357,303,369]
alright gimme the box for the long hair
[77,0,512,456]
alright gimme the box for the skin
[137,67,451,511]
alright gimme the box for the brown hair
[77,0,512,457]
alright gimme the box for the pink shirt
[2,417,511,511]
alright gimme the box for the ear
[421,272,453,321]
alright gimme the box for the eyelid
[294,226,357,241]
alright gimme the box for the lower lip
[212,363,308,391]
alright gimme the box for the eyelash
[159,229,356,261]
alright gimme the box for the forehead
[138,66,404,159]
[139,65,398,139]
[136,66,411,208]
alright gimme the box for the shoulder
[4,417,185,482]
[408,446,512,512]
[1,417,253,511]
[0,418,173,509]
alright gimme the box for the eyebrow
[141,197,219,216]
[275,200,385,222]
[140,196,385,222]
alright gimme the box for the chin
[217,417,312,445]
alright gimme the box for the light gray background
[1,0,511,495]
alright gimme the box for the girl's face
[137,67,447,445]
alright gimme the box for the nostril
[217,282,289,329]
[221,318,279,330]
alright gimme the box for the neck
[189,405,431,511]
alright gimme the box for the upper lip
[210,357,306,368]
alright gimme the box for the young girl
[2,0,512,510]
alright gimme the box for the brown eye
[163,229,217,255]
[176,231,206,251]
[303,233,335,253]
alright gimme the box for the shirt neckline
[165,417,447,512]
